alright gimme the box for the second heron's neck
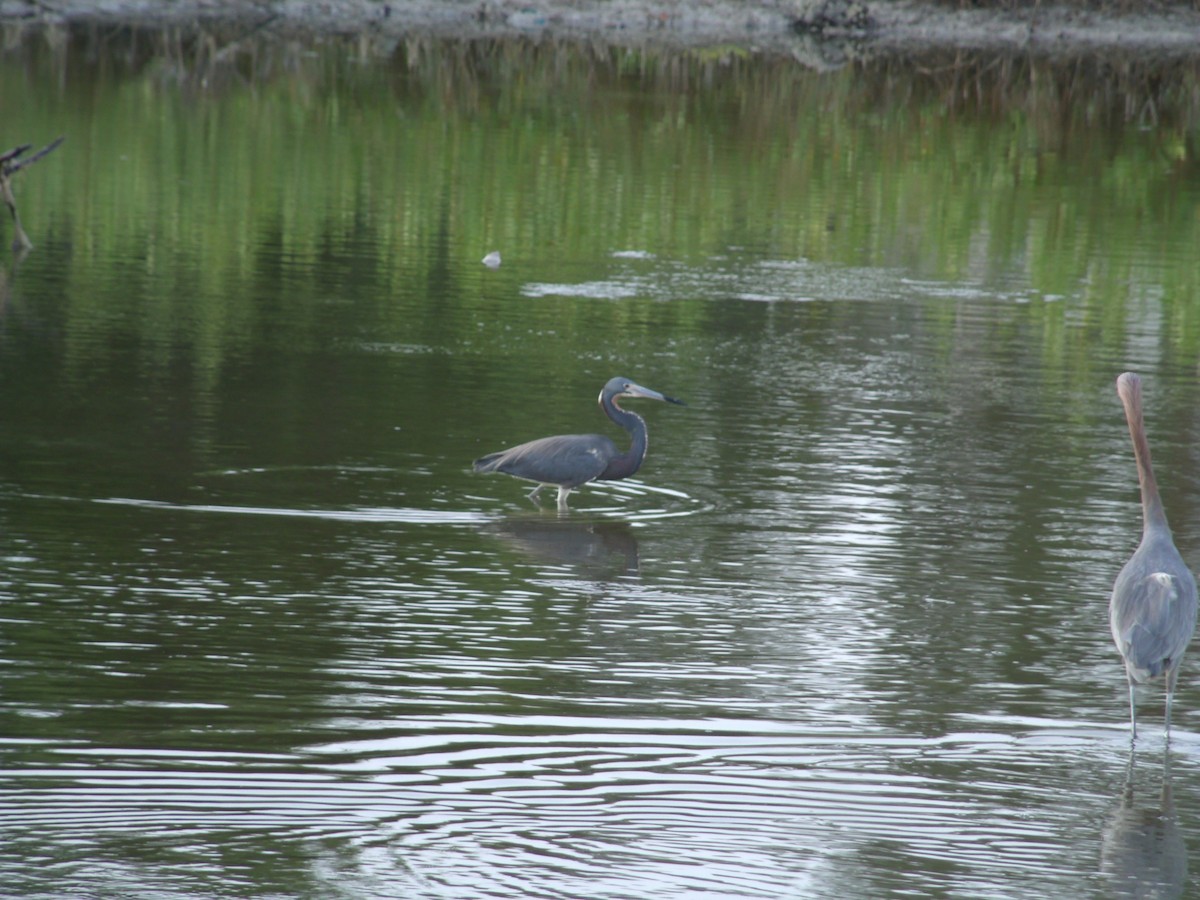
[1129,413,1169,535]
[600,405,648,480]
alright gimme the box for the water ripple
[95,496,493,525]
[1,718,1147,900]
[90,474,711,525]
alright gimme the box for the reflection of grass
[2,25,1198,376]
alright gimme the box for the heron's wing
[1112,563,1199,680]
[473,434,616,487]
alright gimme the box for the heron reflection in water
[491,518,640,577]
[1100,747,1186,898]
[474,376,685,509]
[1110,372,1198,740]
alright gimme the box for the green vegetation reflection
[3,27,1200,372]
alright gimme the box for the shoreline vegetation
[1,3,1199,145]
[2,7,1198,385]
[2,0,1200,59]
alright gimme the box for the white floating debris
[522,281,641,299]
[508,9,547,28]
[482,251,502,268]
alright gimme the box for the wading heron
[473,376,685,509]
[1111,371,1198,740]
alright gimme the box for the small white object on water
[507,9,547,29]
[482,251,501,268]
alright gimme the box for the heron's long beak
[625,383,686,406]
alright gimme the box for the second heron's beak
[625,383,687,406]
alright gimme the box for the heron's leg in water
[556,486,572,509]
[527,484,544,500]
[1128,676,1138,741]
[1166,667,1180,738]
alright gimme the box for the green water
[2,23,1200,898]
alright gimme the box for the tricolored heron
[473,376,685,509]
[1110,372,1198,740]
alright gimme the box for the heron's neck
[599,402,648,480]
[1128,408,1169,535]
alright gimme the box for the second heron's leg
[1128,677,1138,741]
[1165,667,1179,739]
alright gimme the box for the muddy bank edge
[3,0,1200,58]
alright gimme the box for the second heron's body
[1110,372,1198,739]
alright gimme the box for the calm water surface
[3,25,1200,898]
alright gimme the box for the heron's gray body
[473,376,684,508]
[474,433,624,489]
[1110,372,1198,739]
[1110,533,1197,685]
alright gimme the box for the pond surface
[3,23,1200,898]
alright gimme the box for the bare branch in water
[0,136,65,251]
